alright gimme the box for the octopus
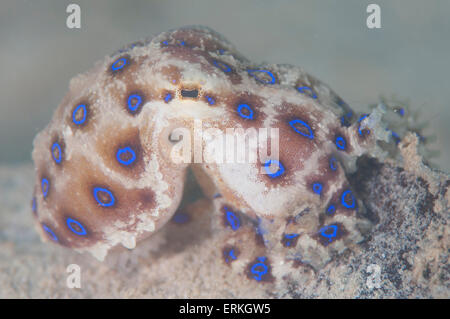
[31,26,413,279]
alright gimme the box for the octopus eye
[180,89,198,98]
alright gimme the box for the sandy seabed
[0,135,448,298]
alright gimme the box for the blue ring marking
[224,248,238,263]
[178,40,185,46]
[173,212,189,224]
[341,189,356,209]
[391,130,401,144]
[264,159,285,178]
[116,146,136,166]
[93,187,115,207]
[237,103,254,119]
[284,233,299,247]
[247,70,276,84]
[395,108,405,117]
[225,249,237,263]
[42,224,58,242]
[205,96,215,105]
[161,40,169,46]
[288,119,314,139]
[326,204,336,215]
[218,49,225,55]
[329,156,338,171]
[212,60,231,73]
[312,182,323,195]
[72,104,87,125]
[358,114,370,136]
[127,94,142,112]
[319,225,338,242]
[251,257,268,281]
[41,178,49,198]
[111,57,127,71]
[66,218,87,236]
[335,136,346,150]
[225,209,240,231]
[51,142,62,164]
[296,86,317,99]
[164,93,172,103]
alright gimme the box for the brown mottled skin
[32,26,390,272]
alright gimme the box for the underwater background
[1,0,449,170]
